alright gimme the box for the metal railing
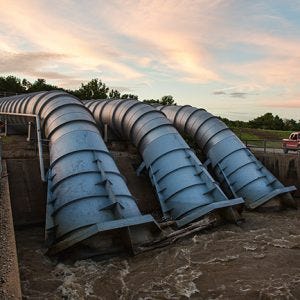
[0,112,46,181]
[0,92,19,98]
[243,139,300,154]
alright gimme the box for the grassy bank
[231,128,292,148]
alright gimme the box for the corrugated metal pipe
[0,91,160,257]
[157,105,297,209]
[85,99,244,228]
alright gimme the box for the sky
[0,0,299,120]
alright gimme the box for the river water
[16,210,300,300]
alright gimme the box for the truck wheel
[283,148,288,154]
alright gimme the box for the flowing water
[16,210,300,300]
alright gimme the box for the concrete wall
[6,152,299,227]
[111,151,161,215]
[254,152,300,198]
[3,136,299,228]
[6,153,161,227]
[6,159,47,226]
[0,161,22,299]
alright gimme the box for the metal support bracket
[45,168,56,245]
[216,162,239,198]
[136,161,146,176]
[203,158,211,169]
[93,151,124,218]
[148,164,170,220]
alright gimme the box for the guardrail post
[27,121,32,142]
[104,123,108,142]
[4,118,7,136]
[263,140,267,153]
[35,116,46,182]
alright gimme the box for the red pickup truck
[282,132,300,153]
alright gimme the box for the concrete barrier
[6,159,47,226]
[254,152,300,199]
[0,161,22,299]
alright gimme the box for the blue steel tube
[0,91,160,257]
[85,99,244,228]
[157,105,297,209]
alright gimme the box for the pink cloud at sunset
[263,99,300,109]
[0,0,299,119]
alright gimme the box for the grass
[231,128,293,148]
[0,135,16,144]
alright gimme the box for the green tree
[273,115,284,130]
[226,119,248,128]
[160,95,175,105]
[72,78,109,100]
[109,89,121,99]
[27,78,59,92]
[121,94,138,100]
[143,99,159,104]
[283,118,297,131]
[21,78,32,90]
[248,113,283,130]
[0,76,26,96]
[143,95,176,105]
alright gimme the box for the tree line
[0,75,298,131]
[220,112,300,131]
[0,75,175,105]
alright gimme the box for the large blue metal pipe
[0,91,159,256]
[157,105,297,209]
[85,99,244,228]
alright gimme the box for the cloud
[213,91,226,95]
[0,0,144,84]
[213,86,259,98]
[0,51,67,75]
[262,99,300,108]
[93,0,222,83]
[229,92,248,98]
[31,71,72,80]
[0,0,299,121]
[109,86,132,93]
[221,32,300,90]
[225,56,300,88]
